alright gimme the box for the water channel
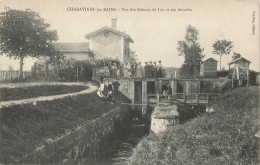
[78,116,150,165]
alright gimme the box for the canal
[73,114,150,165]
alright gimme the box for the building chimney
[111,18,117,29]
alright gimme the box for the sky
[0,0,259,71]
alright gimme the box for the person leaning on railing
[111,63,117,78]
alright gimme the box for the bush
[217,69,229,77]
[30,58,95,82]
[249,70,259,86]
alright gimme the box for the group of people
[163,84,172,99]
[97,76,120,104]
[108,62,118,78]
[144,60,163,78]
[123,60,163,78]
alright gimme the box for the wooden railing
[147,93,222,106]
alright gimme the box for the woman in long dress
[136,62,143,78]
[124,62,128,78]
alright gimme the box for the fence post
[184,94,187,103]
[196,94,199,104]
[77,67,79,82]
[207,93,209,104]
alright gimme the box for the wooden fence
[0,70,31,81]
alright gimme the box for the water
[80,118,150,165]
[112,121,149,165]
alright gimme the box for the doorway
[134,81,142,104]
[147,81,156,94]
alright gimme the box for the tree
[212,40,233,70]
[232,52,241,61]
[0,8,60,80]
[177,25,204,78]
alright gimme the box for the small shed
[228,57,251,82]
[228,57,251,74]
[200,58,218,78]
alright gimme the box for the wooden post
[236,66,240,85]
[184,94,187,103]
[170,95,173,105]
[196,93,199,104]
[207,93,209,104]
[247,70,249,86]
[156,93,160,106]
[231,73,234,88]
[77,67,79,82]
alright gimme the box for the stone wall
[18,106,131,164]
[150,105,179,134]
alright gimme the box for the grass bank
[130,86,259,165]
[0,90,130,163]
[0,84,88,101]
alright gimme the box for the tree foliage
[212,40,233,70]
[0,8,61,79]
[177,25,204,78]
[94,58,120,67]
[232,52,241,61]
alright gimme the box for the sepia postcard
[0,0,259,164]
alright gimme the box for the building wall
[63,53,90,61]
[200,62,217,78]
[123,40,130,63]
[234,60,247,71]
[91,32,123,61]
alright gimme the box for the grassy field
[130,86,259,165]
[0,89,130,163]
[0,84,88,101]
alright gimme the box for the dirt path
[0,82,98,108]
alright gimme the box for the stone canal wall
[19,106,131,164]
[150,105,179,134]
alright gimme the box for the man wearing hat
[153,61,158,78]
[144,62,149,78]
[149,61,154,78]
[158,60,163,78]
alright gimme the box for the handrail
[147,93,222,97]
[147,92,222,106]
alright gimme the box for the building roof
[53,42,89,52]
[202,58,218,63]
[228,57,251,65]
[85,26,134,43]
